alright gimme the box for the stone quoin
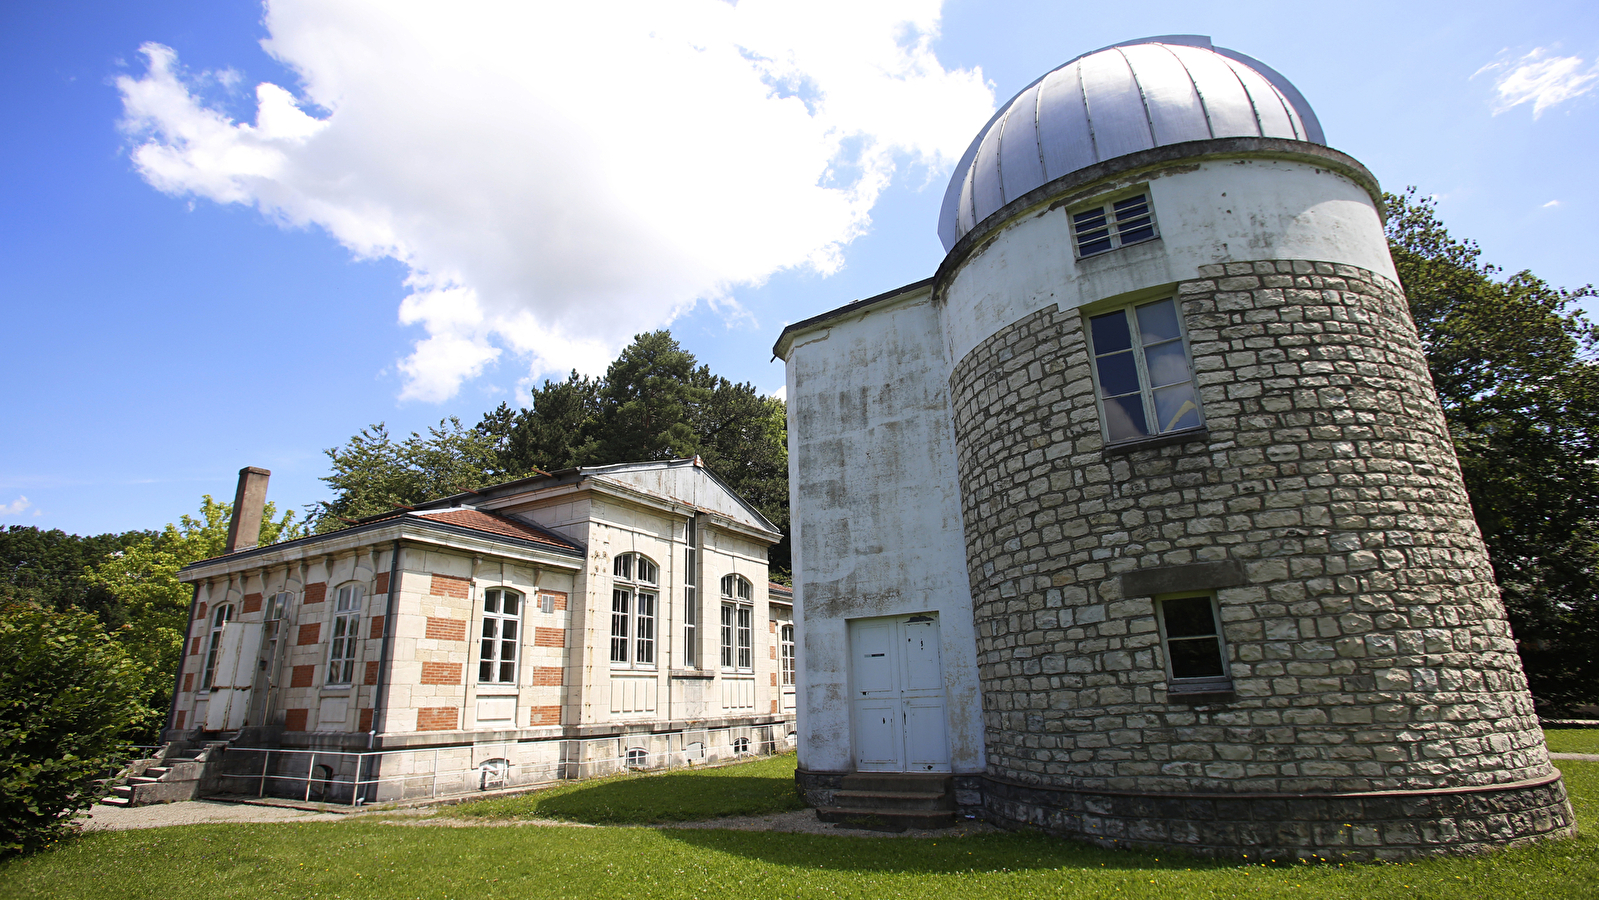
[775,35,1573,859]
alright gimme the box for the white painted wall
[785,286,985,775]
[938,158,1396,368]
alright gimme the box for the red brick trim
[429,573,471,599]
[358,707,374,732]
[290,665,315,688]
[189,637,201,656]
[181,673,194,693]
[174,710,185,729]
[374,571,390,595]
[242,592,263,614]
[425,616,467,641]
[534,627,565,648]
[303,582,326,604]
[529,705,561,726]
[196,602,207,621]
[531,666,563,686]
[420,662,463,685]
[770,672,778,686]
[297,623,320,646]
[369,615,385,640]
[284,709,309,731]
[543,590,568,611]
[364,660,380,685]
[416,707,457,731]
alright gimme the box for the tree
[308,418,507,532]
[488,371,602,474]
[690,369,791,572]
[591,331,708,463]
[0,526,154,628]
[1386,188,1599,709]
[0,602,145,855]
[85,497,301,742]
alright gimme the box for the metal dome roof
[937,36,1325,251]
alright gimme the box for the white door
[848,614,950,773]
[205,622,262,731]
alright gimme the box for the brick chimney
[226,467,271,553]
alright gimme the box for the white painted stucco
[784,285,985,775]
[938,157,1395,369]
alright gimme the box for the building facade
[776,36,1574,858]
[167,458,795,802]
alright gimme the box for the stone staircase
[816,773,956,831]
[101,740,230,807]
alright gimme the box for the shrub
[0,601,145,855]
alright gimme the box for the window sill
[320,686,352,696]
[1103,427,1208,457]
[671,668,715,680]
[1166,682,1235,705]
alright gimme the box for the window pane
[482,637,494,659]
[484,591,499,614]
[483,618,496,638]
[502,593,518,615]
[1136,299,1181,344]
[1112,195,1149,218]
[614,554,631,580]
[1090,311,1133,354]
[501,640,515,663]
[638,558,657,584]
[1144,340,1190,387]
[1103,394,1149,442]
[1169,637,1226,678]
[1153,383,1202,433]
[1094,350,1141,396]
[500,661,514,682]
[480,659,493,681]
[502,620,517,641]
[1162,597,1216,638]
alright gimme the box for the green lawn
[436,752,807,823]
[2,754,1597,899]
[1545,727,1599,755]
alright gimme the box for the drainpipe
[370,540,404,746]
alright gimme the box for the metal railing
[214,726,794,807]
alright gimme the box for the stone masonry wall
[947,259,1556,797]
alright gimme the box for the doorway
[847,614,950,772]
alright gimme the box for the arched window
[480,588,522,683]
[731,736,751,755]
[625,748,649,769]
[327,583,364,686]
[719,575,753,671]
[200,603,234,690]
[610,553,658,668]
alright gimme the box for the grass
[436,752,807,823]
[1,754,1595,899]
[1545,727,1599,755]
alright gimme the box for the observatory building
[775,36,1573,858]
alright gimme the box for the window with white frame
[1072,192,1157,257]
[200,603,234,691]
[480,588,522,683]
[611,553,658,667]
[720,574,753,671]
[1086,297,1202,444]
[780,623,795,686]
[1156,594,1231,693]
[683,518,698,667]
[326,584,363,686]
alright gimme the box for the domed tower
[938,36,1571,857]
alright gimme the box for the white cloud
[116,0,993,401]
[0,496,32,518]
[1476,47,1599,118]
[1543,200,1562,208]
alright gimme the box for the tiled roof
[769,581,794,598]
[416,508,582,553]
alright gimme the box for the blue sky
[3,0,1596,537]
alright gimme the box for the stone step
[127,775,162,786]
[833,789,954,811]
[838,772,951,794]
[816,806,957,832]
[99,795,131,807]
[144,766,172,778]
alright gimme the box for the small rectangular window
[720,603,735,668]
[1087,297,1201,444]
[635,590,656,665]
[736,606,753,670]
[1157,595,1230,693]
[780,624,795,686]
[684,519,697,667]
[611,590,631,663]
[1073,192,1158,258]
[480,588,521,684]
